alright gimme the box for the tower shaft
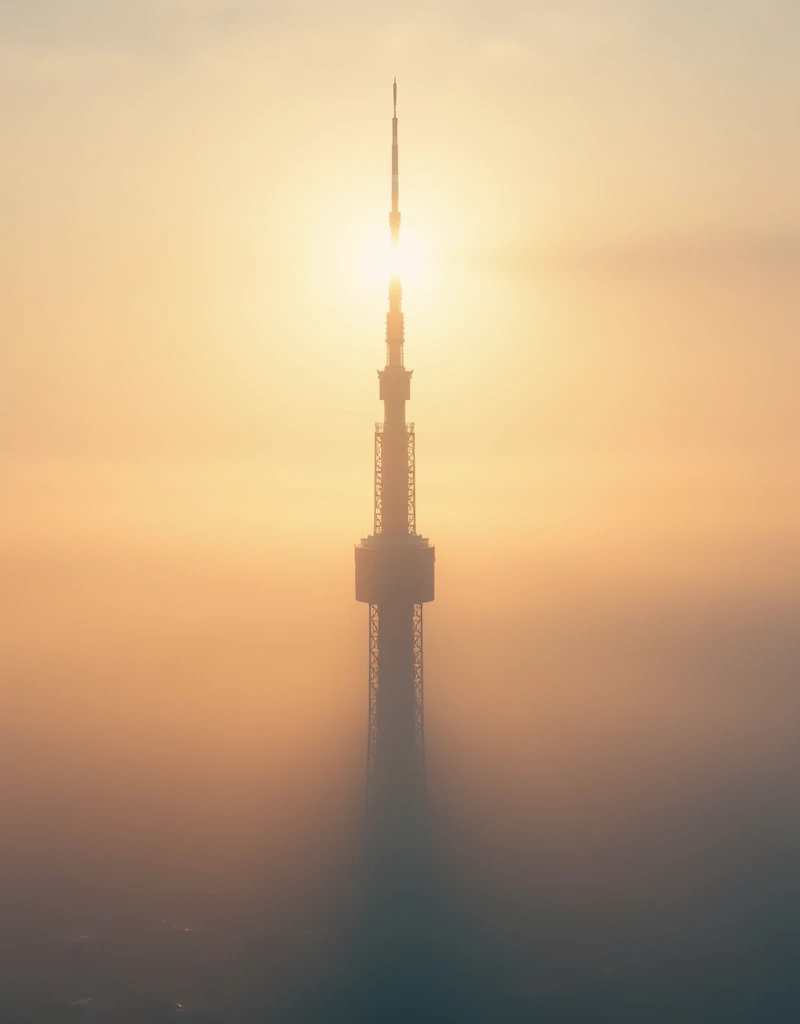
[355,82,435,836]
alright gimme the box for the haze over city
[2,2,799,1021]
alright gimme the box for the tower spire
[390,78,400,246]
[386,79,404,368]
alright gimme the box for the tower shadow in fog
[346,75,458,1021]
[319,78,515,1024]
[308,78,497,1023]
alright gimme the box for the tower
[355,81,435,842]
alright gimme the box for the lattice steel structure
[355,81,435,834]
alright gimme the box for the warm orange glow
[1,11,799,1010]
[354,222,429,297]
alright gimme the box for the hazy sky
[2,0,798,578]
[1,8,799,983]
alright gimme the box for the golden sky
[1,1,799,908]
[2,1,799,645]
[3,2,798,558]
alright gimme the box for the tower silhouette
[355,80,435,847]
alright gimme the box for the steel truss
[407,426,416,534]
[366,604,380,793]
[413,603,425,775]
[373,422,416,536]
[373,427,383,534]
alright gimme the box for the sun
[355,222,428,296]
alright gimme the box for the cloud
[0,1,638,60]
[0,0,295,60]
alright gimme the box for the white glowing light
[355,224,428,295]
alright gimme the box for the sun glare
[355,223,428,296]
